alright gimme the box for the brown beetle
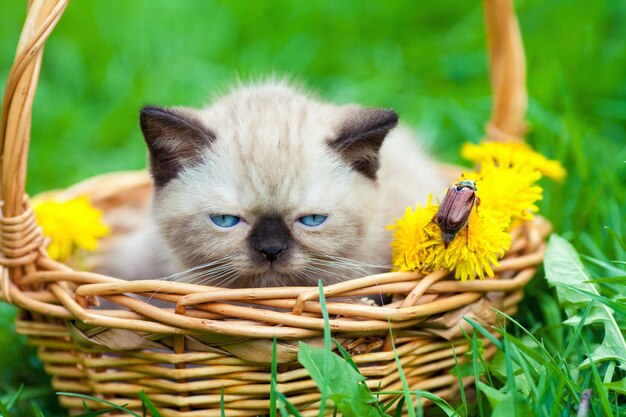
[435,179,478,248]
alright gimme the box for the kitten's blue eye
[210,214,240,228]
[298,214,328,227]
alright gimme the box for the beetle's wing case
[444,187,475,230]
[435,186,456,227]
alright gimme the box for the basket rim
[2,180,549,338]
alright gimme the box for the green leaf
[490,391,532,417]
[333,340,389,416]
[544,234,626,370]
[487,350,531,396]
[604,377,626,395]
[298,343,381,417]
[475,381,506,409]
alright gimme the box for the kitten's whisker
[211,271,243,288]
[317,255,391,270]
[173,264,237,285]
[192,268,238,286]
[163,255,241,282]
[308,260,380,276]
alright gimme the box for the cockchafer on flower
[435,179,478,248]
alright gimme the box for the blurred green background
[1,0,625,414]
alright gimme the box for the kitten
[106,81,446,287]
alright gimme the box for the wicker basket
[0,1,550,416]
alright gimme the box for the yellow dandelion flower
[429,207,512,281]
[389,195,511,281]
[33,196,110,261]
[389,197,439,273]
[462,162,543,223]
[461,140,566,182]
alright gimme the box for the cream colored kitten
[106,81,446,287]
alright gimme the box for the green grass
[1,0,625,415]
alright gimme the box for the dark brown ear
[140,106,216,187]
[328,108,398,179]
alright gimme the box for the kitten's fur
[106,81,446,287]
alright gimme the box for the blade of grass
[389,325,415,417]
[467,328,484,417]
[412,390,460,417]
[585,276,626,284]
[276,392,291,417]
[505,334,580,396]
[220,386,226,417]
[463,317,503,350]
[604,226,626,252]
[0,401,13,417]
[276,391,303,417]
[495,308,585,395]
[580,255,625,276]
[270,337,278,417]
[502,336,520,416]
[137,391,161,417]
[452,346,467,417]
[585,344,615,417]
[561,284,626,316]
[603,362,616,384]
[317,279,330,417]
[3,385,23,412]
[381,394,402,413]
[332,340,360,373]
[393,397,405,417]
[31,403,46,417]
[416,393,423,417]
[562,303,593,362]
[78,408,125,417]
[56,393,140,417]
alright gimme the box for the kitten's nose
[250,216,292,263]
[257,246,285,262]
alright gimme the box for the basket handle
[484,0,527,142]
[0,0,68,219]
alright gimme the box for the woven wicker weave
[0,1,550,416]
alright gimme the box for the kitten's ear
[329,108,398,179]
[140,106,216,187]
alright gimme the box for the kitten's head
[139,83,398,287]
